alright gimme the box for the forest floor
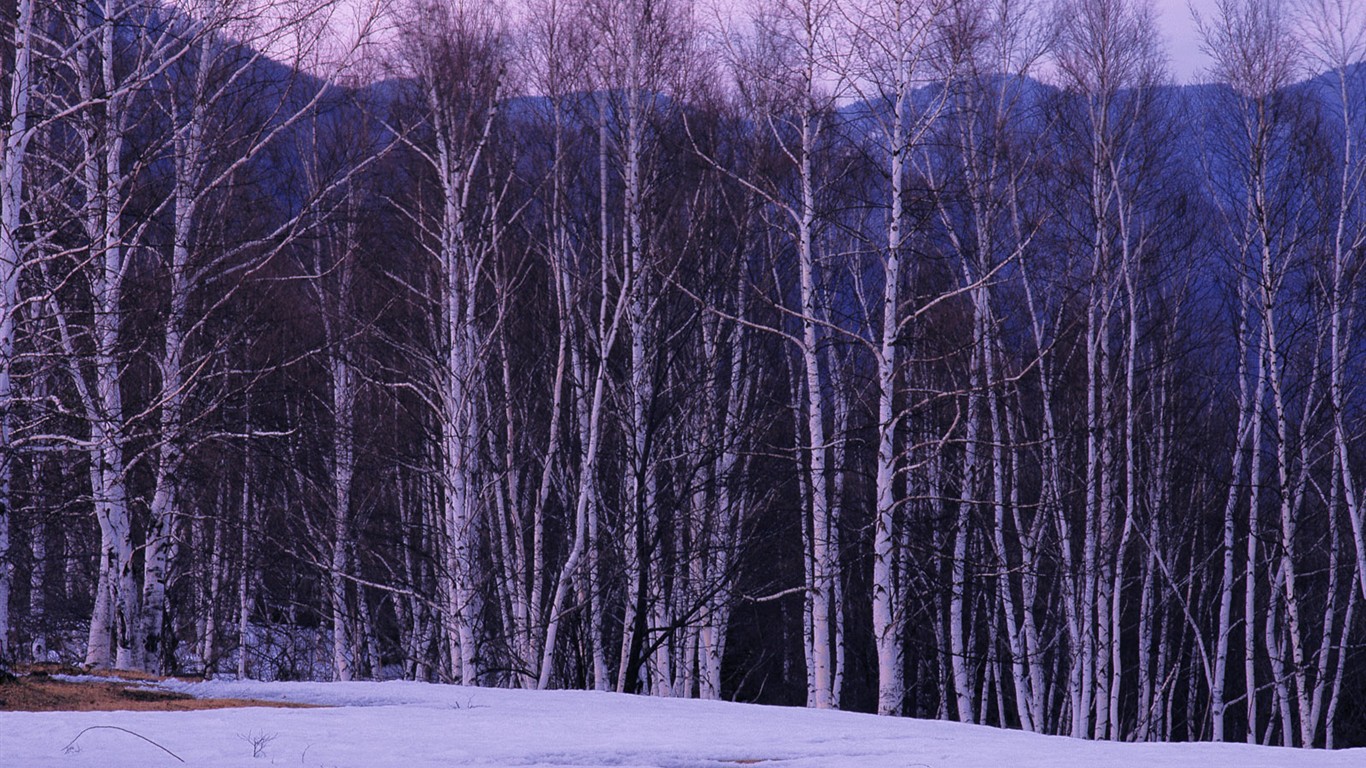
[2,676,1366,767]
[0,665,313,712]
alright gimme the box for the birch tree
[0,0,41,663]
[1301,0,1366,743]
[718,0,848,709]
[928,0,1052,730]
[1199,0,1306,742]
[830,0,951,717]
[393,0,508,685]
[1054,0,1167,737]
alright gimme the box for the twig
[62,725,186,763]
[238,729,278,758]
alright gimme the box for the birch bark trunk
[0,0,36,661]
[406,20,505,682]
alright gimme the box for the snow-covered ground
[2,679,1363,767]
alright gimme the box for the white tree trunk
[950,307,984,725]
[0,0,37,664]
[1213,276,1255,741]
[797,133,835,709]
[871,80,906,717]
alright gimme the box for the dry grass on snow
[0,665,315,712]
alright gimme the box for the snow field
[2,679,1364,767]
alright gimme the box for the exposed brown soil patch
[0,666,317,712]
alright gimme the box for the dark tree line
[5,0,1366,749]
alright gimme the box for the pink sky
[1158,0,1218,82]
[320,0,1235,86]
